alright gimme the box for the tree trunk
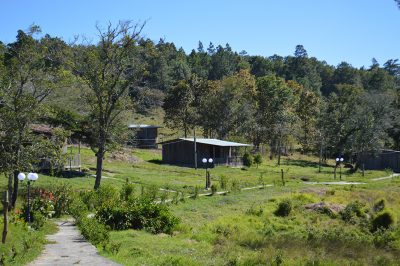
[277,139,282,166]
[94,151,104,190]
[11,171,19,209]
[2,191,9,243]
[318,140,323,173]
[7,173,13,211]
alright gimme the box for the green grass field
[2,147,399,265]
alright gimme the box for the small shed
[357,149,400,172]
[159,138,252,167]
[128,124,162,149]
[30,124,81,171]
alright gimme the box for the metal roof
[159,138,252,147]
[128,124,162,129]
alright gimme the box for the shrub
[372,210,397,232]
[52,183,73,217]
[243,153,253,167]
[78,216,110,247]
[31,211,45,230]
[192,186,200,199]
[68,197,88,223]
[373,198,387,213]
[96,205,133,230]
[95,185,120,207]
[219,175,228,190]
[211,184,218,195]
[120,181,135,201]
[246,204,264,216]
[231,179,241,192]
[373,228,397,248]
[340,201,366,223]
[254,154,263,168]
[138,200,180,234]
[172,191,180,204]
[21,189,55,222]
[95,199,180,234]
[142,185,159,201]
[274,199,292,217]
[80,185,119,211]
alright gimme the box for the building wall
[162,140,195,166]
[358,151,400,172]
[130,128,158,149]
[162,141,234,167]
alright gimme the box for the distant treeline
[1,25,399,168]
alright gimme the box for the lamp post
[335,157,344,180]
[17,172,38,226]
[202,158,213,189]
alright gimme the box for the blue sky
[1,0,399,68]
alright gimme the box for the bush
[231,179,241,192]
[192,186,200,199]
[246,204,264,216]
[52,183,73,217]
[243,153,253,167]
[31,211,45,230]
[142,185,159,201]
[136,200,180,234]
[95,199,180,234]
[120,181,135,201]
[79,216,110,247]
[20,189,55,222]
[373,198,387,213]
[80,185,119,211]
[254,154,263,168]
[372,210,397,232]
[340,201,366,223]
[219,175,228,190]
[211,184,218,195]
[68,196,88,222]
[274,199,292,217]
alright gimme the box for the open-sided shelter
[128,124,162,149]
[159,138,252,167]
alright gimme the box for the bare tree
[73,21,144,189]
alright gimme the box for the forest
[0,15,400,266]
[0,21,399,192]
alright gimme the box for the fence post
[281,169,285,186]
[2,191,9,243]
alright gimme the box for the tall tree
[286,45,322,93]
[290,81,321,152]
[256,75,295,158]
[73,21,144,189]
[163,78,197,137]
[318,84,364,155]
[201,69,257,139]
[0,26,68,207]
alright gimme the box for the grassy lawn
[2,147,397,265]
[0,147,387,193]
[0,220,57,265]
[102,185,400,265]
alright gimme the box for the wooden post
[318,140,323,173]
[334,166,337,180]
[281,169,285,186]
[2,191,9,243]
[194,129,197,169]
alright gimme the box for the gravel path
[28,220,120,266]
[371,173,400,181]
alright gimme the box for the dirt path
[371,173,400,181]
[28,220,120,266]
